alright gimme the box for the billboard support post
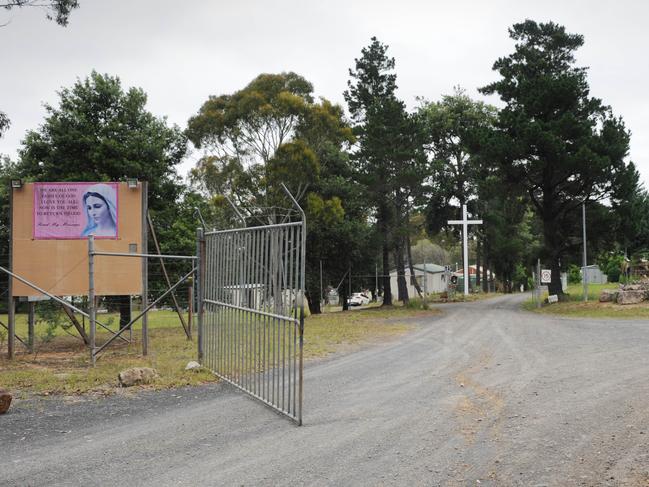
[88,235,96,366]
[141,181,148,356]
[7,182,15,359]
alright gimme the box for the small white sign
[541,269,552,283]
[548,294,559,304]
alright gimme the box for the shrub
[567,264,582,284]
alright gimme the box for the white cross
[448,204,483,296]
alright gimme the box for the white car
[347,292,371,306]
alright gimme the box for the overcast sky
[2,0,648,188]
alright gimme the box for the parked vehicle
[347,292,371,306]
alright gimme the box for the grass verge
[522,283,649,318]
[0,306,439,397]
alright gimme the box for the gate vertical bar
[196,227,204,362]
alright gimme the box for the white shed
[389,263,448,299]
[582,265,608,284]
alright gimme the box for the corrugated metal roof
[411,263,446,273]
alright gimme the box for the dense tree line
[1,19,648,314]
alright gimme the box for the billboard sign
[33,182,119,239]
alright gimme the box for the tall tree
[187,73,369,314]
[480,20,634,296]
[18,71,188,325]
[418,89,497,208]
[418,89,497,290]
[610,164,649,256]
[188,72,326,217]
[345,37,425,305]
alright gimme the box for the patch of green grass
[523,282,649,318]
[0,306,439,396]
[305,305,438,357]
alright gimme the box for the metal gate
[199,217,305,425]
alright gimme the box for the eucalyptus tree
[187,73,371,313]
[480,20,634,296]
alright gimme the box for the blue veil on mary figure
[81,184,118,237]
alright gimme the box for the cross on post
[448,204,483,296]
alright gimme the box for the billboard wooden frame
[11,181,145,298]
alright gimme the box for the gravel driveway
[2,293,648,486]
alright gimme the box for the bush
[567,264,582,284]
[602,254,624,283]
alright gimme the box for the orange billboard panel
[12,182,144,297]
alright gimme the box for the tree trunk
[340,286,349,311]
[548,256,563,297]
[395,243,409,304]
[117,295,131,330]
[379,199,393,307]
[306,290,321,315]
[406,231,423,298]
[382,242,392,306]
[543,190,564,297]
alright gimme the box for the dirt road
[2,294,648,486]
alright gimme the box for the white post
[462,206,469,295]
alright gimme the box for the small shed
[581,265,608,284]
[389,263,448,298]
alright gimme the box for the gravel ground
[2,293,648,486]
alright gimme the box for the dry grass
[0,305,440,397]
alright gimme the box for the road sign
[541,269,552,284]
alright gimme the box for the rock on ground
[599,290,618,302]
[0,389,12,414]
[118,367,159,387]
[185,361,202,371]
[617,290,646,305]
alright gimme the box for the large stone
[118,367,159,387]
[599,290,618,303]
[185,361,202,371]
[622,284,644,292]
[0,389,12,414]
[617,290,646,305]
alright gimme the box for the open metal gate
[198,216,305,425]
